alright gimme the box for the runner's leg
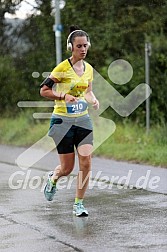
[51,153,75,182]
[76,144,93,199]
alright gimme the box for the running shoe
[44,172,57,201]
[73,203,89,217]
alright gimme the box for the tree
[61,0,167,124]
[0,0,23,55]
[0,55,25,113]
[1,0,167,124]
[14,0,55,101]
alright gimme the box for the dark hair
[69,25,81,33]
[69,25,89,44]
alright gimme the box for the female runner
[40,25,99,217]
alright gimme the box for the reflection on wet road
[0,163,167,252]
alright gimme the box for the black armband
[40,77,55,88]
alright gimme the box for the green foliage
[0,113,166,167]
[94,121,167,167]
[0,110,48,146]
[13,0,55,102]
[0,0,23,55]
[0,0,167,125]
[61,0,167,124]
[0,55,26,113]
[149,32,167,123]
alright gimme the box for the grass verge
[0,111,167,168]
[94,123,167,167]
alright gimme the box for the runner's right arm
[40,75,77,102]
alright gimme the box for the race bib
[66,100,88,114]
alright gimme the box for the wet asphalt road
[0,160,167,252]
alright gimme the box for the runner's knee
[78,155,91,171]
